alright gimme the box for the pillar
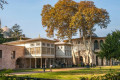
[45,58,47,68]
[35,58,37,68]
[50,58,51,65]
[30,58,31,68]
[41,58,42,68]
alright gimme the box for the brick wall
[0,44,25,69]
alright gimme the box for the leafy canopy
[41,0,110,41]
[10,24,23,38]
[99,30,120,60]
[41,0,78,39]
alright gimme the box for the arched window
[100,40,103,48]
[94,40,99,50]
[79,56,83,62]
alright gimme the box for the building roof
[64,37,106,42]
[3,38,57,45]
[55,42,71,45]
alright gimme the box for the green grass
[15,66,120,80]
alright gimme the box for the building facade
[0,36,118,69]
[0,44,25,69]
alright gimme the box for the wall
[0,44,25,69]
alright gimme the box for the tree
[0,0,7,9]
[41,0,78,41]
[98,30,120,65]
[10,24,23,38]
[70,1,110,50]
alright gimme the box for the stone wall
[0,44,25,69]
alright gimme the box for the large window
[42,43,45,46]
[30,48,34,54]
[11,51,15,59]
[0,50,2,58]
[42,47,47,54]
[47,48,50,54]
[47,44,50,47]
[78,41,80,44]
[36,47,40,54]
[100,40,103,48]
[36,43,40,46]
[25,48,29,54]
[51,44,54,47]
[51,48,54,54]
[94,40,99,50]
[30,43,34,46]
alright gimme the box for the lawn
[16,66,120,80]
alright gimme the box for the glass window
[51,48,54,54]
[42,47,47,54]
[11,51,15,59]
[47,48,50,54]
[51,44,54,47]
[36,47,40,54]
[100,40,103,48]
[42,43,45,46]
[94,40,99,50]
[25,48,29,54]
[47,44,50,47]
[0,50,2,58]
[58,47,59,49]
[30,43,34,46]
[78,41,80,44]
[30,48,34,54]
[36,43,40,46]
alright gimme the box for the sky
[0,0,120,39]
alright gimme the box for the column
[30,58,31,68]
[41,58,42,68]
[50,58,51,65]
[45,58,47,68]
[35,58,37,68]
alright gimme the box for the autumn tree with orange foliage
[41,0,110,58]
[41,0,110,41]
[41,0,78,41]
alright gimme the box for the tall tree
[10,24,23,38]
[41,0,78,41]
[70,1,110,50]
[98,30,120,65]
[0,0,7,9]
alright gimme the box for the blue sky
[0,0,120,39]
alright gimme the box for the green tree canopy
[98,30,120,61]
[10,24,23,38]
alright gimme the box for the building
[3,38,56,69]
[55,42,72,67]
[0,35,118,69]
[0,44,25,69]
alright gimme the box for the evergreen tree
[98,30,120,65]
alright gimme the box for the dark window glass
[94,40,99,50]
[11,51,15,59]
[0,50,2,58]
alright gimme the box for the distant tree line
[0,24,26,44]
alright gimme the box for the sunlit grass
[15,66,120,80]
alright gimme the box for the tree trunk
[110,58,112,66]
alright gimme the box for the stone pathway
[11,67,85,75]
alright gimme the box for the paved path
[11,67,86,75]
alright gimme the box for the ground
[9,66,120,80]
